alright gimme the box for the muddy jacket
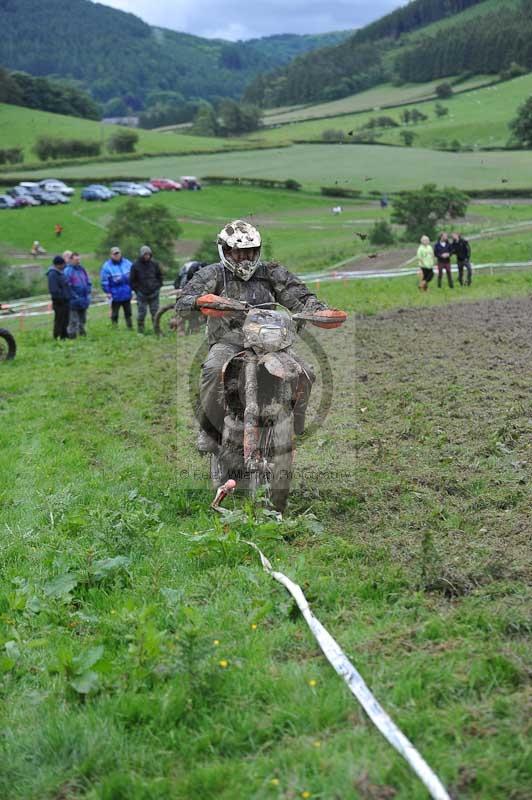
[130,258,163,296]
[175,260,327,346]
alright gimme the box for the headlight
[259,327,284,348]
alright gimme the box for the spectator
[31,240,46,257]
[416,235,435,291]
[46,255,69,340]
[174,260,206,290]
[380,194,388,209]
[100,246,133,329]
[173,261,207,334]
[55,223,63,238]
[65,252,92,338]
[434,232,454,288]
[63,250,73,268]
[130,245,163,333]
[451,232,472,286]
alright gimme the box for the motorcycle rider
[175,220,345,454]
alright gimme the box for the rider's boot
[197,429,220,455]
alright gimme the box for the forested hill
[244,0,531,107]
[0,0,348,113]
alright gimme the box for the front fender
[259,351,301,381]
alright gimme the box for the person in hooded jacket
[46,255,70,340]
[100,246,133,328]
[64,252,92,338]
[130,245,163,333]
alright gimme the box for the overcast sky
[96,0,405,41]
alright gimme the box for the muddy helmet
[217,219,261,281]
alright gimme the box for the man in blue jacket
[100,246,133,328]
[46,255,70,340]
[65,252,92,338]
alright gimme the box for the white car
[127,183,152,197]
[38,179,75,196]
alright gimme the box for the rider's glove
[196,294,236,318]
[311,309,348,329]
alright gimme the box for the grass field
[0,273,530,799]
[2,185,532,311]
[2,187,532,298]
[261,76,493,126]
[4,143,532,192]
[252,73,532,149]
[0,104,246,163]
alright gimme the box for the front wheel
[0,328,16,361]
[154,303,179,337]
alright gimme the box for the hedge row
[0,148,23,165]
[321,186,363,198]
[202,176,301,190]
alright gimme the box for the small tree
[194,235,219,265]
[434,103,449,118]
[392,183,469,241]
[508,96,532,148]
[401,109,411,125]
[107,129,138,154]
[191,105,219,137]
[400,130,416,147]
[322,128,346,142]
[369,220,395,246]
[410,109,428,124]
[436,82,453,99]
[99,200,182,269]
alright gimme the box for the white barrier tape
[246,540,451,800]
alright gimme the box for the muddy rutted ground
[350,296,531,584]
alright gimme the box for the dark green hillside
[244,0,529,107]
[0,0,349,108]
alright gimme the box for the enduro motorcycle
[196,296,346,512]
[0,328,16,361]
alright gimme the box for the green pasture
[0,103,245,164]
[262,75,493,126]
[2,188,532,295]
[252,73,532,149]
[4,143,532,192]
[0,270,530,799]
[318,268,532,315]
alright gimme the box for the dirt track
[297,295,532,589]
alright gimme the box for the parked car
[26,188,62,205]
[0,195,15,209]
[85,184,115,199]
[13,195,40,207]
[142,182,159,193]
[128,183,152,197]
[8,186,34,199]
[180,176,202,190]
[149,178,181,191]
[81,186,110,201]
[51,192,70,204]
[110,181,135,195]
[19,182,40,191]
[38,179,75,196]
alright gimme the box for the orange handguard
[311,309,348,329]
[196,294,238,318]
